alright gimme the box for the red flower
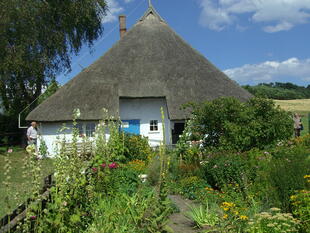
[100,163,106,168]
[30,216,36,220]
[92,167,98,172]
[109,162,118,169]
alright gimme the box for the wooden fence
[0,174,53,233]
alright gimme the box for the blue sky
[57,0,310,86]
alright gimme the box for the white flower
[138,174,148,183]
[74,108,81,118]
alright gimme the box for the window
[150,120,158,131]
[76,123,84,135]
[86,123,96,137]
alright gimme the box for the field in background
[274,99,310,136]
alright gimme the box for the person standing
[293,113,302,137]
[27,121,38,145]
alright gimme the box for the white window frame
[150,120,159,132]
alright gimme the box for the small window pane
[86,123,96,137]
[150,120,158,131]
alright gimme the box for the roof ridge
[139,4,165,22]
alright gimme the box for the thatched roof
[27,5,252,122]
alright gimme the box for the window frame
[149,120,159,132]
[86,122,96,137]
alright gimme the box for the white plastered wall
[119,98,171,146]
[37,121,102,157]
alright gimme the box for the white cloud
[224,57,310,85]
[102,0,124,23]
[124,0,134,3]
[199,0,310,32]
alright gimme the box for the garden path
[167,195,201,233]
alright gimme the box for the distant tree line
[243,82,310,100]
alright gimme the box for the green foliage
[123,133,153,162]
[0,0,107,133]
[187,204,219,228]
[178,176,208,200]
[146,156,161,186]
[202,152,255,191]
[183,97,293,152]
[243,82,310,100]
[38,80,60,105]
[267,145,310,211]
[88,189,173,233]
[38,138,48,158]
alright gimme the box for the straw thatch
[27,5,252,122]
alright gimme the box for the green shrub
[268,145,310,211]
[123,133,153,162]
[201,152,255,191]
[179,176,208,200]
[182,97,293,152]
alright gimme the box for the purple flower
[109,162,118,169]
[30,216,36,220]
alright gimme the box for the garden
[1,98,309,233]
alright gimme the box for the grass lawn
[274,99,310,136]
[0,146,54,218]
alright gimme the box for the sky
[57,0,310,87]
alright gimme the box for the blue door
[121,120,140,135]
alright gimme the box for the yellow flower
[223,207,229,211]
[223,214,228,219]
[304,175,310,179]
[290,195,296,200]
[221,202,235,208]
[233,211,239,215]
[240,215,248,220]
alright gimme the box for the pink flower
[30,216,36,220]
[109,162,118,169]
[92,167,98,172]
[7,149,13,153]
[100,163,106,168]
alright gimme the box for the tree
[0,0,107,128]
[182,97,293,152]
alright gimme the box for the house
[26,3,252,156]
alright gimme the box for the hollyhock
[109,162,118,169]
